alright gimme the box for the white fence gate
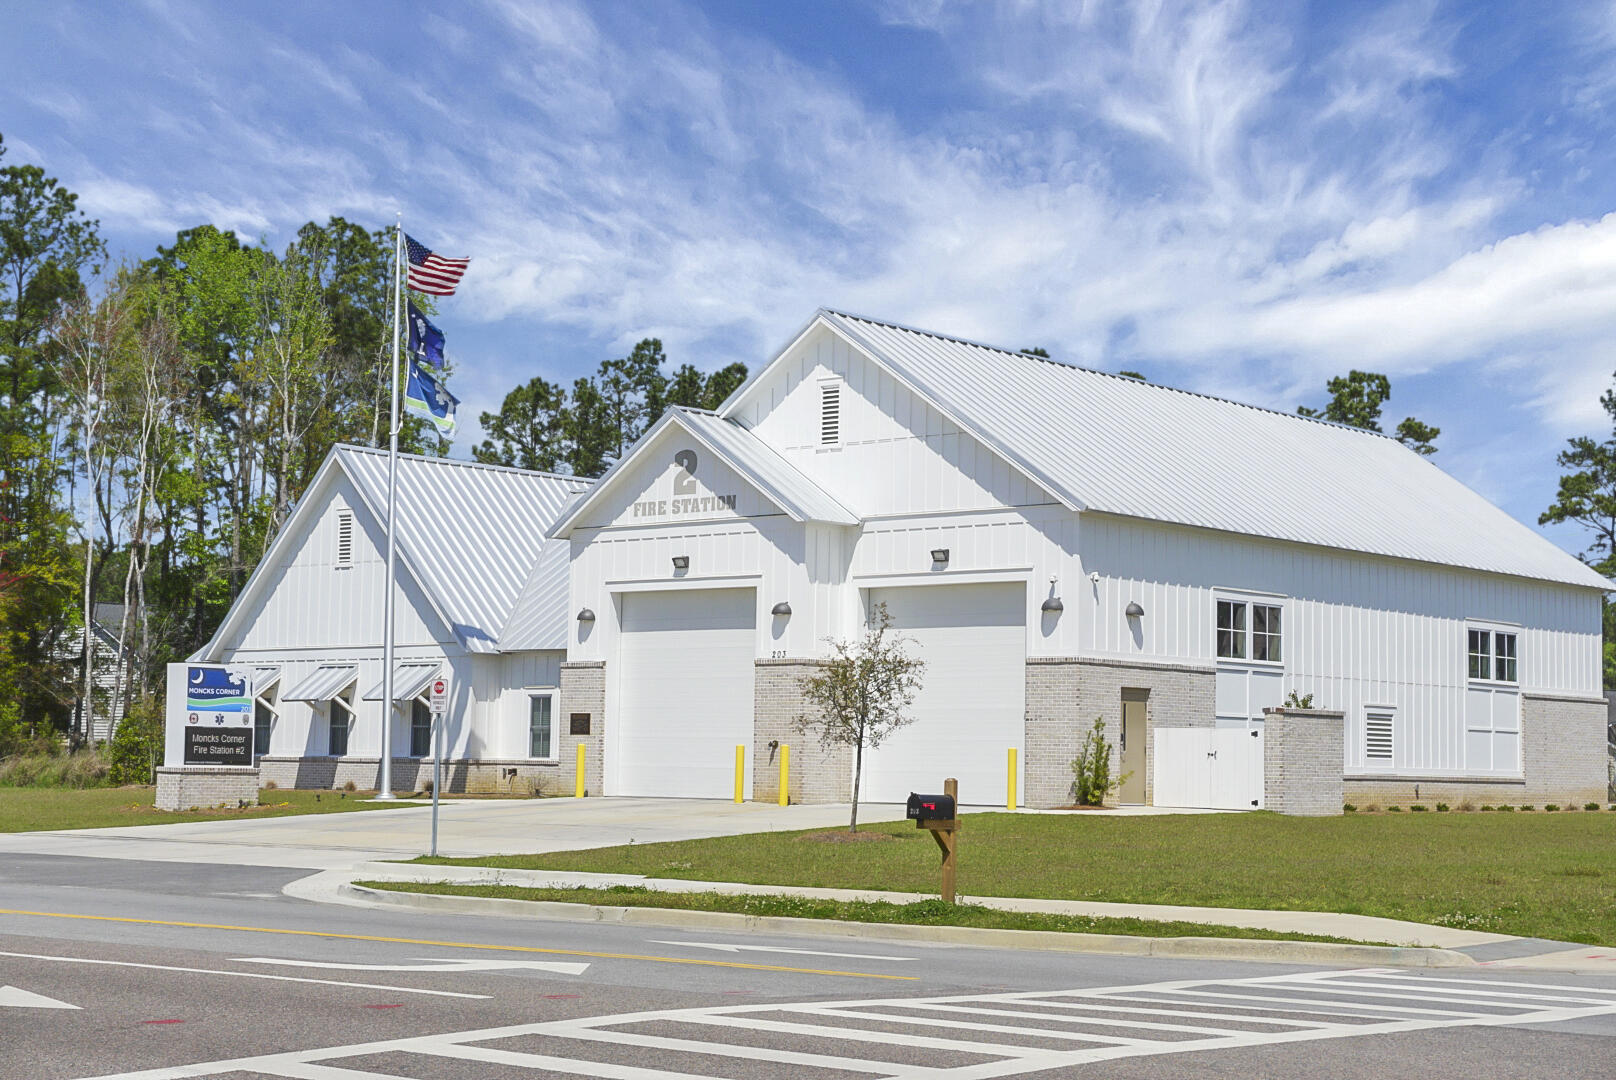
[1153,727,1265,810]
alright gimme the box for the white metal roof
[362,661,440,701]
[549,407,859,537]
[281,664,357,702]
[790,310,1607,591]
[337,447,592,652]
[497,538,574,652]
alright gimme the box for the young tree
[1297,369,1440,454]
[794,603,926,832]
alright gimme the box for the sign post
[429,676,448,856]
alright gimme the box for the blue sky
[6,0,1616,560]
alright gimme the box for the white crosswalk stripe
[74,967,1616,1079]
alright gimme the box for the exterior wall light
[1125,601,1145,618]
[672,555,690,571]
[930,548,950,565]
[576,607,596,623]
[1041,597,1064,613]
[771,601,792,616]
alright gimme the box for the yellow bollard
[575,743,586,798]
[734,744,746,803]
[1007,747,1018,810]
[778,744,790,807]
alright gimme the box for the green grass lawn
[0,786,412,832]
[416,810,1616,945]
[354,881,1381,945]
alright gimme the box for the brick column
[1262,707,1344,815]
[753,659,850,804]
[560,661,605,797]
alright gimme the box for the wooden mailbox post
[906,777,960,903]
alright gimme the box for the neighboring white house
[191,445,591,795]
[195,310,1612,808]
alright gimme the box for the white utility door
[615,588,756,798]
[1153,727,1265,810]
[862,583,1026,806]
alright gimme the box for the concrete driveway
[0,797,908,870]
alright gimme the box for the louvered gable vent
[1365,710,1394,762]
[336,511,354,567]
[820,379,841,445]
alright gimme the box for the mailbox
[906,792,956,822]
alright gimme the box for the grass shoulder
[353,880,1385,946]
[411,810,1616,946]
[0,786,414,832]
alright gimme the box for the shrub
[1409,804,1428,812]
[1342,803,1357,812]
[1520,805,1535,812]
[1456,799,1474,812]
[1283,690,1315,709]
[1479,804,1494,812]
[1435,803,1450,812]
[342,779,357,793]
[1586,802,1601,812]
[1363,802,1381,813]
[264,779,278,790]
[1387,805,1403,812]
[1497,804,1515,812]
[1544,804,1560,812]
[1070,717,1127,806]
[0,746,111,788]
[107,697,164,786]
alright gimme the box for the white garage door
[862,583,1026,806]
[615,588,756,798]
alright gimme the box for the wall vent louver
[820,380,841,445]
[1365,710,1394,762]
[336,511,354,567]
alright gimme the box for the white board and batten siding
[1082,512,1602,777]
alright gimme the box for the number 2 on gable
[673,450,697,495]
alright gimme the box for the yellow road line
[0,908,915,981]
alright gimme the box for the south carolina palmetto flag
[404,234,470,296]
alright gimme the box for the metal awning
[252,666,282,696]
[362,662,440,702]
[280,664,358,703]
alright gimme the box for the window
[819,380,841,445]
[1216,600,1247,659]
[529,694,554,759]
[410,698,433,758]
[1467,628,1490,680]
[1468,628,1518,684]
[336,511,354,567]
[1494,632,1517,683]
[1365,709,1394,762]
[253,699,274,757]
[1252,605,1282,662]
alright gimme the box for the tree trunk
[849,736,863,833]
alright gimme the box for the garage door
[862,583,1025,806]
[615,588,756,798]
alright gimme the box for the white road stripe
[648,939,917,961]
[69,967,1616,1080]
[0,950,489,1000]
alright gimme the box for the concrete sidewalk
[0,797,910,869]
[299,859,1616,974]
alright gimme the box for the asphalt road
[3,852,1615,1079]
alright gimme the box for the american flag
[404,234,470,296]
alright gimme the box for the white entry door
[862,583,1026,806]
[615,588,756,798]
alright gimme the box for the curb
[338,882,1477,970]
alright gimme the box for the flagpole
[377,217,403,801]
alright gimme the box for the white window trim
[1214,594,1287,669]
[327,691,357,757]
[1465,621,1520,688]
[408,693,434,759]
[527,688,559,762]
